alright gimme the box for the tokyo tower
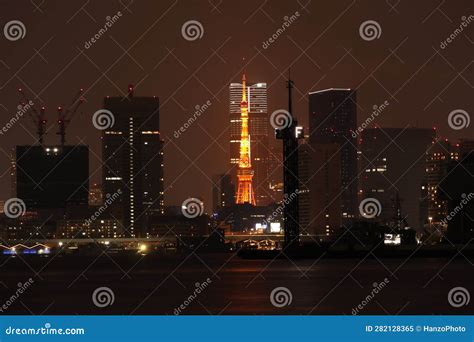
[235,74,256,205]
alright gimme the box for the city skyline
[0,0,472,210]
[0,0,472,321]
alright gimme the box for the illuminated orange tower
[236,74,256,205]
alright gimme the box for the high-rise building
[359,128,435,229]
[235,74,256,205]
[299,141,342,238]
[308,88,358,223]
[230,79,273,205]
[16,145,89,209]
[423,139,454,226]
[212,174,235,212]
[102,87,164,238]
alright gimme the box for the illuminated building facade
[423,139,453,226]
[235,74,256,205]
[230,79,273,205]
[102,88,164,237]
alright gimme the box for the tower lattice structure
[235,74,256,205]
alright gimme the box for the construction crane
[18,88,47,146]
[57,89,84,146]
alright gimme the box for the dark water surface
[0,253,472,315]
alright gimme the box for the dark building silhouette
[16,145,89,209]
[299,141,342,238]
[212,174,235,212]
[459,139,474,158]
[308,88,357,224]
[102,89,164,238]
[439,152,474,243]
[360,128,435,229]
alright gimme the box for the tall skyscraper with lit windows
[229,78,275,205]
[102,86,164,237]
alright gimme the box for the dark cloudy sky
[0,0,472,209]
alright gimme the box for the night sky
[0,0,472,210]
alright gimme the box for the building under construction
[14,88,89,210]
